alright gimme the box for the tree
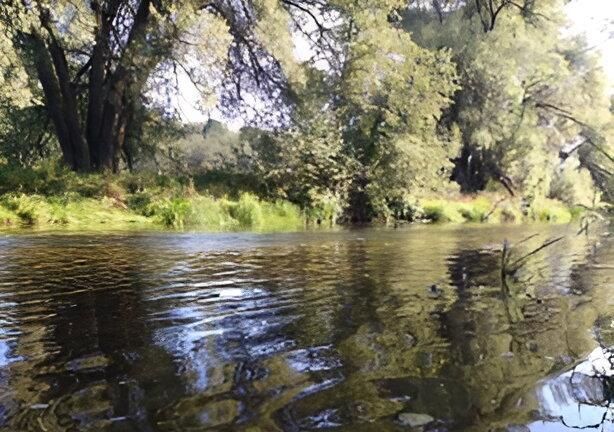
[403,0,613,204]
[237,4,460,222]
[0,0,337,172]
[336,6,459,220]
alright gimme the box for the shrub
[529,198,573,223]
[305,191,345,225]
[259,200,303,231]
[184,196,238,229]
[461,197,492,222]
[549,161,596,208]
[1,194,42,225]
[0,205,18,226]
[152,198,192,228]
[496,203,524,223]
[127,192,155,216]
[419,199,465,223]
[225,193,264,227]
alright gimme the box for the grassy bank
[0,165,304,231]
[0,191,583,231]
[0,165,584,231]
[415,195,581,224]
[0,192,304,231]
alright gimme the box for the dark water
[0,224,612,431]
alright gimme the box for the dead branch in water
[500,235,565,291]
[506,236,565,274]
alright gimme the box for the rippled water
[0,224,612,431]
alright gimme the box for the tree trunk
[26,33,76,169]
[43,31,90,171]
[22,0,156,173]
[86,22,110,169]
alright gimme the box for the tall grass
[129,193,304,230]
[0,163,580,230]
[415,195,580,224]
[143,193,304,231]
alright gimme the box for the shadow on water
[0,224,612,431]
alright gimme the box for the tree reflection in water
[0,225,611,431]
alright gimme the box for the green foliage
[151,198,193,229]
[0,205,18,226]
[404,1,612,206]
[239,106,354,223]
[419,199,467,224]
[409,195,578,225]
[415,197,492,224]
[0,0,611,226]
[549,159,598,207]
[142,193,303,231]
[225,193,264,227]
[528,198,573,223]
[236,17,461,222]
[0,194,68,225]
[457,197,492,222]
[497,203,524,224]
[0,165,304,231]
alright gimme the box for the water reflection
[0,225,611,431]
[532,347,613,431]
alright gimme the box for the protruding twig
[506,236,564,274]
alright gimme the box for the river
[0,224,612,431]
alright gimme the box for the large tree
[0,0,350,172]
[403,0,613,203]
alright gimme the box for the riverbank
[0,192,583,232]
[0,167,585,231]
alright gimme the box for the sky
[177,0,614,126]
[566,0,614,86]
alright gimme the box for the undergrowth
[0,163,582,230]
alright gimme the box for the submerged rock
[397,412,434,427]
[427,284,443,299]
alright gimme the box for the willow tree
[232,1,460,221]
[403,0,613,203]
[0,0,342,172]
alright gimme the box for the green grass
[0,205,18,226]
[415,195,579,225]
[0,192,304,232]
[0,190,580,231]
[529,198,573,223]
[0,164,305,232]
[0,163,581,231]
[420,199,466,223]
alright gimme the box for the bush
[151,198,192,228]
[529,198,573,223]
[419,199,465,223]
[0,194,69,226]
[457,197,491,222]
[549,161,596,208]
[226,193,264,227]
[0,205,18,226]
[259,200,304,231]
[1,194,43,225]
[496,203,524,223]
[127,192,155,216]
[304,191,345,225]
[184,196,238,229]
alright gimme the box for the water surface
[0,224,612,431]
